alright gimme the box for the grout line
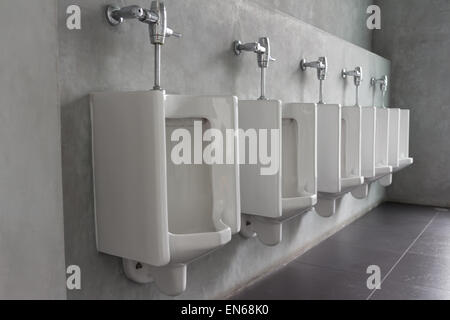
[366,212,438,300]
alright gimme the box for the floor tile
[369,202,437,221]
[232,263,371,300]
[409,229,450,259]
[422,220,450,238]
[353,203,434,234]
[370,279,450,300]
[293,239,400,276]
[329,224,416,254]
[433,211,450,226]
[386,252,450,292]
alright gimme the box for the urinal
[95,2,241,296]
[397,109,414,171]
[387,107,401,170]
[233,38,316,245]
[387,108,413,174]
[374,108,393,187]
[90,90,240,295]
[348,106,377,199]
[368,76,393,186]
[300,59,364,217]
[315,104,364,216]
[387,108,414,172]
[238,100,317,246]
[360,106,376,179]
[341,67,372,200]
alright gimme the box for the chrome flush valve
[300,56,328,104]
[106,1,181,90]
[342,66,363,87]
[300,56,328,81]
[342,66,363,106]
[371,75,388,107]
[371,75,388,94]
[233,37,276,100]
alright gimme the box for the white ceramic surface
[361,106,376,178]
[238,100,317,245]
[398,109,414,170]
[90,90,240,295]
[316,104,364,216]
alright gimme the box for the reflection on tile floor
[231,202,450,300]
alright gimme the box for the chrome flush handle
[371,75,388,108]
[105,1,182,90]
[342,66,363,106]
[300,56,328,104]
[233,37,276,100]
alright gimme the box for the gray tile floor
[231,202,450,300]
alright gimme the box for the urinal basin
[282,193,317,218]
[91,90,240,294]
[169,221,231,263]
[341,175,364,189]
[317,104,363,194]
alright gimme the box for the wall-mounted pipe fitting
[233,37,275,100]
[105,2,181,90]
[371,75,388,107]
[371,75,388,93]
[300,56,328,104]
[342,66,363,106]
[300,56,328,80]
[342,66,363,86]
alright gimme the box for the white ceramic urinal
[387,108,414,176]
[349,105,376,199]
[316,104,364,217]
[387,108,401,170]
[90,90,240,296]
[398,109,413,171]
[239,100,317,246]
[374,108,393,187]
[360,107,376,178]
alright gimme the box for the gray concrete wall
[0,0,66,299]
[253,0,374,50]
[373,0,450,207]
[58,0,389,299]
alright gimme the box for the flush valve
[371,75,388,107]
[105,1,181,90]
[342,66,363,106]
[300,56,328,104]
[233,37,276,100]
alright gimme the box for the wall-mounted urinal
[233,38,317,245]
[369,76,393,186]
[301,58,363,217]
[91,2,240,296]
[387,108,414,172]
[374,107,393,186]
[341,67,372,199]
[372,76,413,176]
[397,109,413,171]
